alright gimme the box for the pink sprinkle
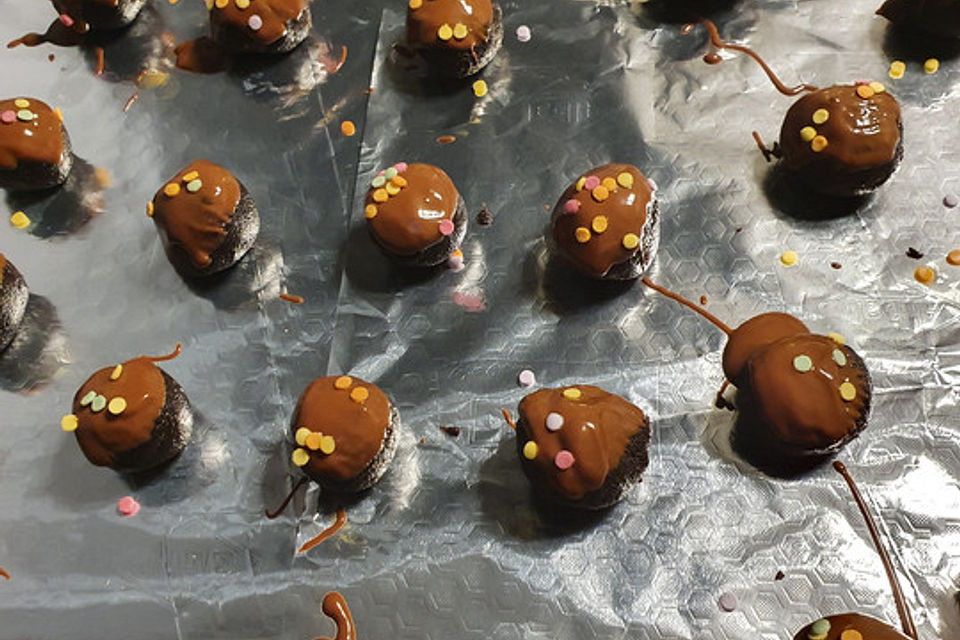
[718,592,737,612]
[554,450,575,470]
[58,13,74,27]
[545,412,564,431]
[646,178,658,191]
[116,496,140,517]
[516,25,531,42]
[517,369,536,387]
[447,254,464,271]
[438,219,455,236]
[0,111,15,124]
[583,176,600,191]
[248,14,262,30]
[377,169,385,176]
[854,79,869,86]
[563,199,580,214]
[393,162,408,173]
[452,291,485,312]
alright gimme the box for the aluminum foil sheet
[2,0,960,638]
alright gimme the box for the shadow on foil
[0,294,68,393]
[5,156,107,238]
[177,237,285,312]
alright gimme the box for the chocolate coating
[210,0,311,54]
[52,0,147,31]
[551,163,659,280]
[406,0,503,77]
[779,84,903,197]
[0,97,73,192]
[793,613,911,640]
[877,0,960,37]
[0,256,29,353]
[516,385,650,509]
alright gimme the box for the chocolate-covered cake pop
[877,0,960,38]
[61,347,193,473]
[514,385,651,509]
[363,162,467,267]
[149,159,260,277]
[0,255,29,352]
[290,376,399,494]
[550,163,659,280]
[51,0,147,32]
[209,0,311,54]
[0,97,73,192]
[406,0,503,78]
[643,280,871,464]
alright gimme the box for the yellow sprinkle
[235,0,249,8]
[827,332,845,345]
[391,175,407,188]
[13,99,29,109]
[799,126,817,142]
[214,0,228,8]
[350,387,369,403]
[562,387,582,400]
[437,24,453,41]
[291,448,310,467]
[522,441,538,460]
[9,211,30,229]
[164,183,181,197]
[146,201,154,217]
[915,265,935,285]
[334,375,353,390]
[472,80,488,98]
[386,182,401,196]
[924,58,939,74]
[780,250,798,266]
[364,204,378,219]
[592,185,609,202]
[856,84,875,99]
[453,23,468,40]
[811,135,828,152]
[305,432,323,451]
[110,364,123,380]
[889,60,906,79]
[601,177,617,192]
[622,233,639,250]
[373,188,389,203]
[168,0,179,4]
[591,215,608,234]
[107,397,127,415]
[575,177,586,191]
[60,414,78,432]
[812,108,829,124]
[616,172,633,189]
[53,107,63,121]
[840,629,862,640]
[295,427,311,446]
[574,227,591,244]
[869,81,885,94]
[839,382,857,402]
[409,0,422,8]
[319,435,336,455]
[182,170,199,182]
[136,69,169,88]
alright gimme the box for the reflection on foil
[180,237,285,312]
[4,156,107,238]
[0,294,69,394]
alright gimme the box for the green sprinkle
[808,618,830,640]
[793,354,813,373]
[384,167,398,180]
[80,390,97,407]
[371,176,386,188]
[90,395,107,412]
[832,349,847,367]
[186,179,202,193]
[16,109,33,122]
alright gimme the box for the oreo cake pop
[515,385,651,509]
[0,98,73,192]
[51,0,147,32]
[208,0,311,54]
[290,376,399,494]
[551,164,659,280]
[877,0,960,38]
[363,162,466,267]
[0,255,29,352]
[406,0,503,78]
[148,159,260,277]
[60,347,193,473]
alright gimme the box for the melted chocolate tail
[833,461,918,639]
[145,343,182,362]
[641,278,733,335]
[265,476,308,519]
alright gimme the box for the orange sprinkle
[436,135,456,144]
[146,201,154,217]
[856,84,875,99]
[947,250,960,266]
[305,432,323,451]
[364,204,378,219]
[350,387,369,403]
[52,107,63,121]
[915,266,935,285]
[574,227,591,243]
[334,376,352,390]
[94,167,111,188]
[601,177,617,192]
[373,188,389,203]
[164,183,181,197]
[340,120,356,136]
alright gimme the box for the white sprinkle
[517,369,536,387]
[248,14,262,30]
[516,25,531,42]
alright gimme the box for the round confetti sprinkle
[869,81,885,94]
[799,126,817,142]
[116,496,140,517]
[808,618,831,640]
[0,111,15,124]
[334,376,353,390]
[373,188,389,203]
[924,58,939,74]
[80,391,97,407]
[889,60,906,79]
[780,250,798,266]
[618,234,638,251]
[554,450,575,470]
[107,397,127,415]
[58,13,74,26]
[9,211,30,229]
[14,99,30,109]
[591,216,608,233]
[392,175,407,188]
[16,110,33,122]
[215,0,228,7]
[616,172,633,188]
[839,382,857,401]
[182,170,199,182]
[60,414,78,432]
[235,0,249,6]
[438,219,455,236]
[91,395,107,413]
[812,108,829,124]
[947,250,960,266]
[792,355,813,373]
[350,387,369,403]
[295,427,311,446]
[575,177,586,191]
[438,24,453,41]
[601,177,617,192]
[840,630,863,640]
[563,199,580,214]
[516,25,531,42]
[943,194,958,208]
[372,176,386,188]
[718,592,737,612]
[827,333,845,345]
[110,364,123,380]
[394,162,408,173]
[319,435,336,454]
[592,186,609,202]
[364,204,378,219]
[164,183,181,197]
[856,85,875,99]
[341,120,356,136]
[522,441,538,460]
[386,182,401,196]
[583,176,600,191]
[517,369,536,387]
[915,265,935,285]
[292,448,310,467]
[248,14,262,30]
[832,349,847,367]
[562,388,581,401]
[409,0,422,8]
[186,179,202,193]
[574,227,591,243]
[453,23,468,40]
[472,80,488,98]
[545,412,564,432]
[305,432,323,451]
[811,135,828,152]
[448,252,464,271]
[384,167,398,180]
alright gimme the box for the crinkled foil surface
[1,0,960,638]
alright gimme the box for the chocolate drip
[145,343,182,363]
[641,278,732,335]
[297,508,346,554]
[313,592,356,640]
[0,568,8,580]
[265,477,307,519]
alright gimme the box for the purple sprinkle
[718,592,737,612]
[944,194,958,209]
[563,199,580,214]
[248,14,262,31]
[545,412,564,431]
[516,25,531,42]
[517,369,536,387]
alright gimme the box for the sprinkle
[386,182,401,196]
[292,448,310,467]
[516,25,531,42]
[840,630,863,640]
[186,179,202,193]
[409,0,422,8]
[575,177,586,191]
[800,126,817,142]
[924,58,939,74]
[16,110,33,122]
[364,204,378,219]
[350,387,369,403]
[248,14,262,30]
[453,23,468,40]
[554,450,575,470]
[562,387,581,400]
[869,81,885,94]
[58,14,74,27]
[13,98,30,109]
[472,80,488,97]
[91,395,107,413]
[545,412,564,431]
[522,441,538,460]
[438,24,453,41]
[832,349,847,367]
[341,120,356,136]
[182,170,199,182]
[393,162,408,173]
[136,69,169,88]
[447,251,464,271]
[371,175,386,188]
[305,432,323,451]
[601,177,617,192]
[839,382,857,401]
[517,369,536,387]
[944,194,959,208]
[60,414,79,432]
[215,0,228,7]
[373,188,389,203]
[583,176,600,191]
[808,618,830,640]
[947,250,960,266]
[295,427,311,445]
[334,376,352,390]
[146,201,154,217]
[116,496,140,517]
[0,111,15,124]
[889,60,906,79]
[391,175,407,188]
[164,183,181,197]
[384,167,398,180]
[812,109,829,124]
[915,266,935,285]
[107,397,127,415]
[792,355,813,372]
[9,211,30,229]
[856,85,875,99]
[80,391,97,407]
[235,0,249,6]
[591,215,608,233]
[622,233,640,250]
[574,227,591,243]
[436,135,456,144]
[592,186,609,202]
[718,592,737,612]
[317,436,334,455]
[563,199,580,214]
[438,219,455,236]
[811,135,828,152]
[616,172,633,188]
[780,250,798,266]
[827,332,845,346]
